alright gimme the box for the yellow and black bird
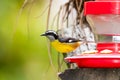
[41,30,82,53]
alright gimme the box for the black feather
[58,37,80,43]
[44,30,58,39]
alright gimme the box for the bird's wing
[58,37,81,43]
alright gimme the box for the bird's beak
[40,33,46,36]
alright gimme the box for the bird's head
[41,30,58,41]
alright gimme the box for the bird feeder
[65,0,120,68]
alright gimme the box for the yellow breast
[51,40,81,53]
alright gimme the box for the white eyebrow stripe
[46,30,57,35]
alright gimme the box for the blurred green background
[0,0,65,80]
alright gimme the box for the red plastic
[65,43,120,68]
[95,0,120,1]
[97,43,120,52]
[84,1,120,15]
[65,54,120,68]
[96,0,120,1]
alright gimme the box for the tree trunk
[59,68,120,80]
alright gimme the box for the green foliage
[0,0,62,80]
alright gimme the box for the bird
[41,30,82,53]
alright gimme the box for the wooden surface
[59,68,120,80]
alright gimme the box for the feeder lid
[84,0,120,15]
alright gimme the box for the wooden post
[59,68,120,80]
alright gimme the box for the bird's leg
[62,53,71,68]
[57,52,69,72]
[58,52,61,72]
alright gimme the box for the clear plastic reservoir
[87,14,120,35]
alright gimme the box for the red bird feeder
[65,0,120,68]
